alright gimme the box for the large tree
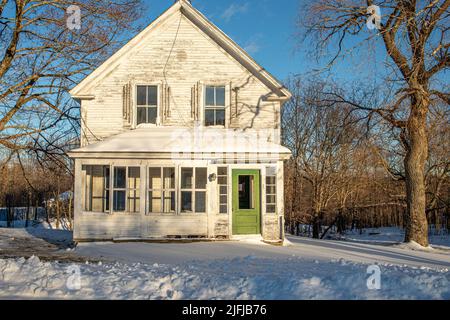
[300,0,449,246]
[0,0,142,152]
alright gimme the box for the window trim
[135,83,160,127]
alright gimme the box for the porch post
[73,158,83,240]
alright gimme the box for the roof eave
[68,151,292,161]
[69,1,182,97]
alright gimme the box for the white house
[68,0,292,243]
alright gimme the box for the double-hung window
[148,167,176,214]
[127,167,141,213]
[205,86,226,126]
[83,165,110,213]
[180,168,207,213]
[113,167,126,212]
[137,85,158,125]
[113,167,140,213]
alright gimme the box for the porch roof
[68,127,292,160]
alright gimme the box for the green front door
[232,169,261,235]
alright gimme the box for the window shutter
[162,84,171,121]
[191,82,201,121]
[191,84,196,120]
[230,84,239,128]
[122,82,132,128]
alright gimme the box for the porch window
[113,167,126,212]
[180,167,207,213]
[205,86,225,126]
[83,165,110,213]
[217,167,228,214]
[112,167,140,213]
[266,167,277,214]
[148,167,176,214]
[127,167,141,213]
[137,85,158,125]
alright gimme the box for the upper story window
[205,86,225,126]
[137,85,158,125]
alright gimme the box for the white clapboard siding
[81,13,281,144]
[74,213,208,240]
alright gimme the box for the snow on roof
[68,127,291,160]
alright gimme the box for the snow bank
[394,241,435,252]
[0,255,449,300]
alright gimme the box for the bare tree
[0,0,143,152]
[300,0,449,246]
[283,78,372,238]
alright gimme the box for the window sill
[179,212,207,216]
[204,125,226,129]
[81,211,141,216]
[136,123,158,129]
[145,213,177,217]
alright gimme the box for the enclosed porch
[68,128,291,242]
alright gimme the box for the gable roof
[70,0,291,101]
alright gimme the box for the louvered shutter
[191,82,202,121]
[230,84,239,128]
[162,84,171,122]
[122,82,132,127]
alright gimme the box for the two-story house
[68,0,292,243]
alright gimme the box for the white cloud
[221,3,249,22]
[244,41,260,55]
[243,34,263,55]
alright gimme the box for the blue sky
[139,0,395,87]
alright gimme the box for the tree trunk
[312,215,320,239]
[404,98,429,247]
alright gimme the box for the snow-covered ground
[0,225,449,300]
[331,227,450,248]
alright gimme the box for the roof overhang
[67,151,291,161]
[68,127,292,161]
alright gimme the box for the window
[127,167,140,213]
[113,167,126,212]
[238,175,254,209]
[83,165,110,213]
[180,167,207,213]
[266,167,277,214]
[83,165,141,213]
[205,86,225,126]
[217,167,228,214]
[137,85,158,125]
[148,167,175,214]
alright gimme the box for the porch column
[73,158,83,240]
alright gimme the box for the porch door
[232,170,261,235]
